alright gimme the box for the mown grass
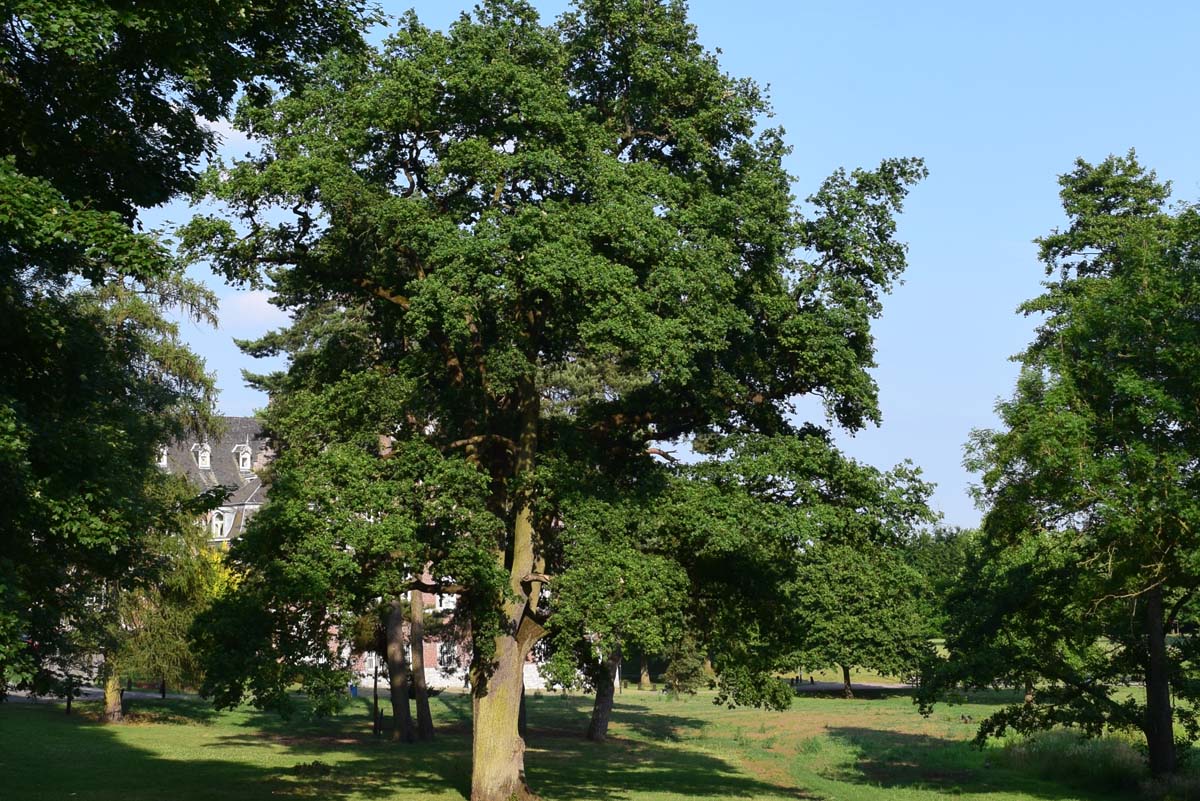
[0,687,1186,800]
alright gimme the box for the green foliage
[0,0,370,693]
[117,481,230,690]
[0,278,217,694]
[925,152,1200,769]
[904,526,977,638]
[2,0,371,217]
[183,5,923,794]
[656,433,935,708]
[792,543,933,683]
[660,633,708,697]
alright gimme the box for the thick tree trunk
[587,644,622,743]
[103,669,124,723]
[841,664,854,699]
[410,589,435,741]
[471,632,537,801]
[387,598,414,743]
[1144,586,1176,776]
[638,653,652,691]
[470,383,543,801]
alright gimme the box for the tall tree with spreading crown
[184,1,924,796]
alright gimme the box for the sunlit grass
[0,687,1179,800]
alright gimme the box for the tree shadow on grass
[226,694,797,800]
[2,690,813,801]
[824,726,1127,801]
[59,690,797,801]
[0,704,302,801]
[608,700,709,743]
[528,732,816,800]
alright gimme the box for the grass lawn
[0,687,1165,800]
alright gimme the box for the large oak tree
[184,2,924,797]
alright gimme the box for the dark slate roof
[161,416,271,507]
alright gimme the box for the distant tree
[904,526,976,638]
[538,467,689,742]
[793,543,931,697]
[116,480,229,708]
[661,633,708,697]
[2,279,217,713]
[922,153,1200,777]
[673,434,935,700]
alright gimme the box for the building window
[211,511,225,537]
[438,639,461,672]
[239,450,251,470]
[193,443,211,469]
[158,446,169,468]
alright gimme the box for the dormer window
[158,446,169,469]
[192,442,212,470]
[211,510,225,538]
[233,443,252,472]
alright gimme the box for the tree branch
[646,447,678,463]
[446,434,517,453]
[355,278,410,310]
[410,578,464,595]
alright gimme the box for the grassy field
[0,685,1173,800]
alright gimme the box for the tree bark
[587,644,622,743]
[386,598,414,743]
[841,664,854,699]
[470,383,542,801]
[103,669,124,723]
[410,588,435,741]
[1144,586,1176,776]
[471,630,538,801]
[638,653,652,691]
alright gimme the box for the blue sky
[154,0,1200,529]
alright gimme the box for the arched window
[239,449,251,470]
[211,511,225,537]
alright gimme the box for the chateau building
[160,416,546,690]
[158,416,271,547]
